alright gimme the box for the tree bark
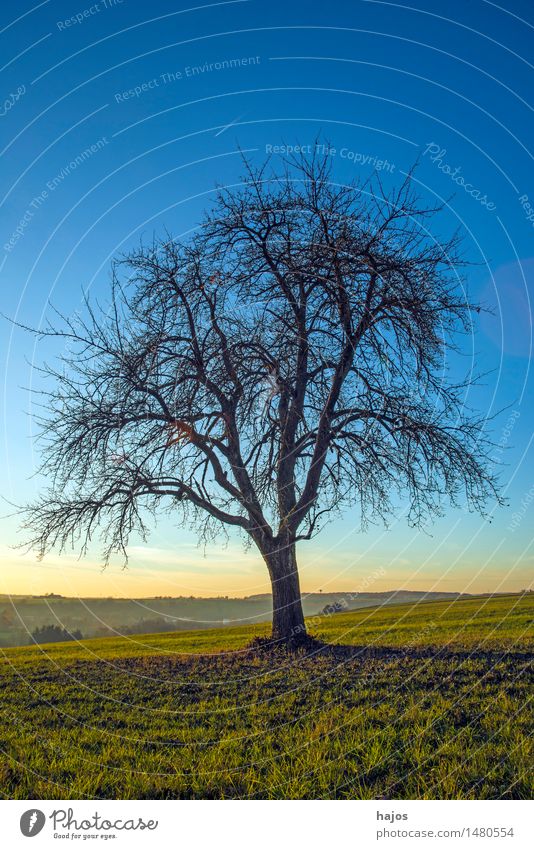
[265,539,306,641]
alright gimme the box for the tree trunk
[265,540,306,642]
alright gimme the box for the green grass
[0,593,532,799]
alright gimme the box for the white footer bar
[2,799,532,849]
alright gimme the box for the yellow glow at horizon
[0,544,530,599]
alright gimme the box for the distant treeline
[31,624,83,643]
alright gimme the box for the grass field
[0,593,532,799]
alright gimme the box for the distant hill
[0,589,475,647]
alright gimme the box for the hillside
[0,594,532,799]
[0,589,470,647]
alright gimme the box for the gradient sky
[1,0,533,598]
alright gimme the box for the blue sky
[1,0,533,597]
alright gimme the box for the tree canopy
[21,150,502,641]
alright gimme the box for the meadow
[0,593,532,800]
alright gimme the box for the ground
[0,594,532,799]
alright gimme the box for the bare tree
[21,150,501,643]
